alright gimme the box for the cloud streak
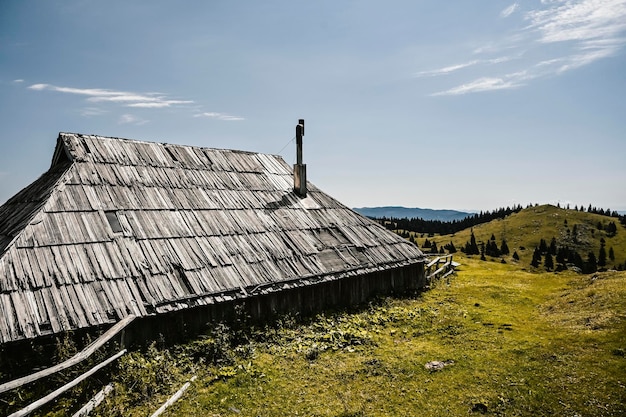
[28,83,193,108]
[119,114,148,125]
[500,3,519,18]
[424,0,626,96]
[414,56,516,77]
[27,82,244,121]
[194,112,245,121]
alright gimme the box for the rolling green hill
[414,204,626,270]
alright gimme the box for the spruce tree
[609,247,615,262]
[585,252,597,274]
[470,231,479,255]
[512,251,519,261]
[573,252,584,270]
[531,247,541,268]
[556,247,567,266]
[598,245,607,267]
[446,242,457,254]
[549,237,557,255]
[500,239,510,255]
[544,253,554,271]
[539,238,548,254]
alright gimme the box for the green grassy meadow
[7,205,625,416]
[80,256,626,417]
[415,204,626,268]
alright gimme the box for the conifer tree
[470,231,479,255]
[512,251,519,261]
[539,238,548,254]
[549,237,557,255]
[500,239,510,255]
[598,245,607,267]
[556,247,567,266]
[585,252,597,274]
[609,247,615,262]
[544,253,554,271]
[446,241,457,254]
[606,222,617,237]
[531,247,541,268]
[573,252,584,270]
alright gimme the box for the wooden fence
[425,255,457,283]
[1,316,134,417]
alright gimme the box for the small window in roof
[105,211,123,233]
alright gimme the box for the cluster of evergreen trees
[562,203,626,228]
[376,205,525,235]
[529,237,621,272]
[385,203,625,273]
[459,231,511,260]
[420,238,457,255]
[375,204,626,236]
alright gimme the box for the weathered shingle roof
[0,133,424,344]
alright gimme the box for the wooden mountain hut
[0,130,425,350]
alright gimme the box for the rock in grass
[424,360,454,371]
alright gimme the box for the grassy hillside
[414,204,626,268]
[4,204,625,416]
[14,260,622,416]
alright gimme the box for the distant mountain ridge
[353,206,473,221]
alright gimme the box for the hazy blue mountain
[353,206,473,221]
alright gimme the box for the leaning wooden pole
[149,376,197,417]
[0,315,135,394]
[71,383,114,417]
[7,349,127,417]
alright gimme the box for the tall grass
[74,257,626,417]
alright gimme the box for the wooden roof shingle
[0,133,424,344]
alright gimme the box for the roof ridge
[58,132,284,158]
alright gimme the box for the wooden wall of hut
[124,262,425,347]
[0,262,424,378]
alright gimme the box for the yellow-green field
[414,204,626,268]
[71,257,625,417]
[5,205,625,416]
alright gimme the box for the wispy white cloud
[426,0,626,96]
[526,0,626,44]
[119,114,148,125]
[432,76,522,96]
[27,82,241,120]
[415,56,517,78]
[13,79,24,83]
[415,61,480,77]
[501,3,519,18]
[80,107,108,117]
[194,112,245,121]
[28,83,193,109]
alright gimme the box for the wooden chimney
[294,119,307,197]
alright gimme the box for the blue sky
[1,0,625,211]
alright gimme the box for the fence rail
[425,254,457,282]
[0,315,135,395]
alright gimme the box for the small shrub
[115,342,179,403]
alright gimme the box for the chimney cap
[298,119,304,136]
